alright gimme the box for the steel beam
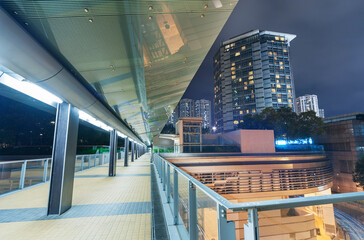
[108,129,117,176]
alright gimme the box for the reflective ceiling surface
[0,0,237,143]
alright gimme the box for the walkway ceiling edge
[0,8,144,145]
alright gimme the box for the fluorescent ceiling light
[117,131,127,138]
[79,110,112,132]
[0,72,63,106]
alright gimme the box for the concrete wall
[224,129,275,153]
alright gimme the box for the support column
[244,208,259,240]
[108,129,117,176]
[48,103,79,215]
[131,141,135,162]
[218,204,236,240]
[124,137,129,166]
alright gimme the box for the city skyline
[182,0,364,118]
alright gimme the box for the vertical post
[162,160,166,191]
[218,204,236,240]
[43,159,48,182]
[87,155,90,169]
[94,155,96,167]
[244,208,259,240]
[124,137,129,166]
[131,141,135,162]
[109,129,117,176]
[173,169,179,225]
[81,156,84,170]
[189,181,198,240]
[167,164,171,203]
[19,160,27,189]
[48,102,79,215]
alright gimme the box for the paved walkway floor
[0,154,152,240]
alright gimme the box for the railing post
[188,181,198,240]
[162,161,166,190]
[167,164,171,203]
[81,156,84,170]
[88,155,90,169]
[94,155,96,167]
[173,169,179,225]
[19,160,27,189]
[217,204,236,240]
[43,158,49,182]
[244,208,259,240]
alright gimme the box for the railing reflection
[0,152,112,195]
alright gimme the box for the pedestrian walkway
[0,154,152,240]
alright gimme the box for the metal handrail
[153,153,364,240]
[0,158,51,165]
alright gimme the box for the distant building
[296,94,324,118]
[316,112,364,193]
[167,98,212,129]
[194,99,212,129]
[214,30,297,133]
[179,98,194,118]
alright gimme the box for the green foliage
[237,107,325,140]
[353,157,364,188]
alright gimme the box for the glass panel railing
[179,173,189,231]
[196,188,218,240]
[0,161,22,194]
[24,160,45,188]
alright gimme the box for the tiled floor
[0,154,152,240]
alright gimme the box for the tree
[353,157,364,188]
[237,107,325,140]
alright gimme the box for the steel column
[124,137,129,166]
[131,142,135,162]
[43,159,49,182]
[48,102,79,215]
[108,129,117,176]
[167,164,171,203]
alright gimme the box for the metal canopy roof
[0,0,237,143]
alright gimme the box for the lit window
[239,111,243,114]
[283,49,287,53]
[244,86,248,90]
[251,95,254,99]
[286,76,290,79]
[288,99,292,103]
[289,104,293,108]
[219,74,222,77]
[275,36,280,40]
[288,90,291,93]
[232,71,236,74]
[272,89,276,93]
[274,57,278,60]
[225,44,230,49]
[239,78,242,82]
[248,76,254,80]
[231,43,235,47]
[268,52,273,55]
[280,66,284,70]
[278,98,282,103]
[273,52,277,56]
[232,75,236,79]
[249,80,254,84]
[276,75,280,79]
[231,62,235,66]
[279,62,283,65]
[280,37,285,41]
[276,80,280,83]
[288,95,292,98]
[231,67,236,70]
[251,90,254,93]
[287,85,291,89]
[244,82,248,85]
[235,52,240,56]
[234,120,239,124]
[241,46,246,50]
[248,62,252,66]
[240,120,244,123]
[252,109,256,113]
[249,71,253,75]
[277,84,281,88]
[246,109,250,113]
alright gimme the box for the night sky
[183,0,364,117]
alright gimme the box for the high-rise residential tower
[179,98,194,118]
[296,94,325,118]
[194,99,212,129]
[214,30,296,132]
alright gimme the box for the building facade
[179,98,194,118]
[296,94,325,118]
[214,30,296,132]
[194,99,212,129]
[316,112,364,193]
